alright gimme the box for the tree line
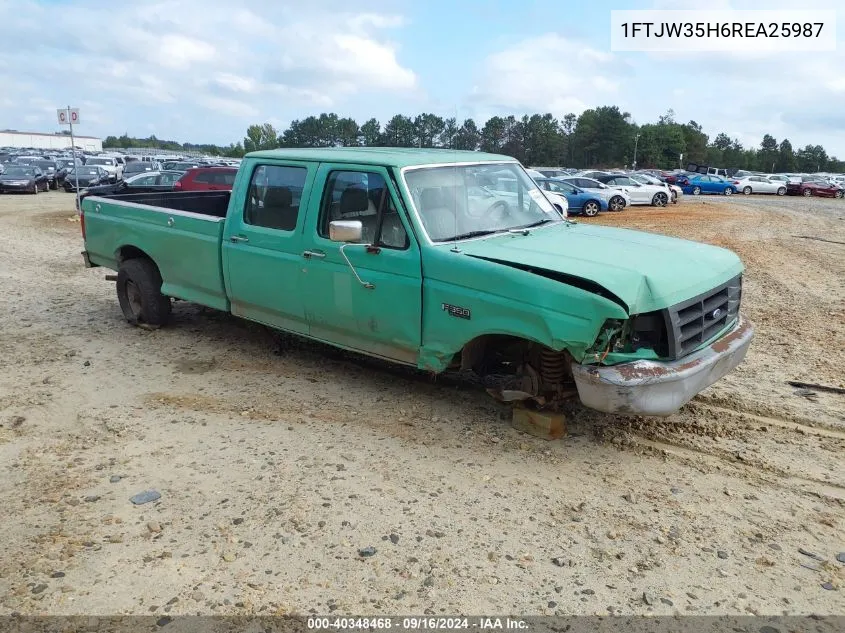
[103,107,844,173]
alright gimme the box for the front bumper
[0,183,33,192]
[571,315,754,416]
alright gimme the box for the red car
[786,179,844,198]
[173,167,237,191]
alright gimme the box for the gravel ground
[0,191,843,617]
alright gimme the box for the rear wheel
[651,192,668,207]
[836,190,844,199]
[803,188,812,197]
[116,258,171,327]
[777,187,786,196]
[692,186,701,195]
[582,200,600,216]
[742,186,752,195]
[724,187,733,196]
[31,182,38,195]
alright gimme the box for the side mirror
[329,220,363,243]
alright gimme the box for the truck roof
[245,147,516,168]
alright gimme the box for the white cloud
[0,0,415,143]
[470,34,624,116]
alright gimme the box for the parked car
[786,179,844,198]
[593,174,670,206]
[682,175,739,196]
[84,156,123,182]
[559,177,630,211]
[63,166,112,192]
[631,173,683,203]
[524,171,568,216]
[535,178,607,216]
[32,160,61,189]
[0,165,50,193]
[123,161,160,177]
[173,167,238,191]
[733,176,786,196]
[80,170,184,205]
[161,161,203,172]
[79,147,753,417]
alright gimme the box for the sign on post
[57,108,80,125]
[57,106,83,211]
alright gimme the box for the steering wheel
[470,200,511,222]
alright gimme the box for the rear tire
[742,186,752,195]
[777,187,786,196]
[116,258,171,327]
[31,182,38,195]
[836,190,844,199]
[582,200,600,216]
[724,187,733,196]
[692,186,701,195]
[803,188,812,197]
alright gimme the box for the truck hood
[457,222,743,314]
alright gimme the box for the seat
[418,188,456,241]
[260,186,296,230]
[339,186,378,242]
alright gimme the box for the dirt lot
[0,191,843,617]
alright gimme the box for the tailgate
[83,198,229,311]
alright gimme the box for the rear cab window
[243,164,309,231]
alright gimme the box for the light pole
[633,133,640,170]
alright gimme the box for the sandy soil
[0,191,843,617]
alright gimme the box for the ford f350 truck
[80,148,753,416]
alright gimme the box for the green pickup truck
[80,148,753,416]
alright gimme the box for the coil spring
[539,348,567,385]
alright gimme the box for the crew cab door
[222,160,317,334]
[299,163,422,365]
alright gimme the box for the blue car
[536,178,608,216]
[682,175,739,196]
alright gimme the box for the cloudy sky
[1,0,843,155]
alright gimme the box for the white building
[0,130,103,151]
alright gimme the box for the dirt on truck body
[0,192,843,617]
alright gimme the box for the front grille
[664,274,742,358]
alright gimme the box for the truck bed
[82,192,231,312]
[87,191,231,217]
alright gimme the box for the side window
[244,164,307,231]
[134,175,156,185]
[318,170,408,249]
[194,172,213,184]
[220,172,236,186]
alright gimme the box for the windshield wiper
[445,229,504,241]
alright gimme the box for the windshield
[403,163,561,242]
[70,168,101,176]
[4,167,33,177]
[86,158,111,166]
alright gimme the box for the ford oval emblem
[708,308,723,320]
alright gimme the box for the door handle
[230,235,249,243]
[302,250,326,259]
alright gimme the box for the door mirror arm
[339,243,375,290]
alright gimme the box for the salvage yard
[0,192,843,616]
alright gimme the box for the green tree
[454,119,480,151]
[439,117,458,149]
[480,116,506,153]
[244,123,278,152]
[412,113,445,148]
[382,115,415,147]
[757,134,778,172]
[336,117,360,146]
[775,139,795,172]
[360,118,382,146]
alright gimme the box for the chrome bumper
[571,316,754,416]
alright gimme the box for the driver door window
[318,170,408,249]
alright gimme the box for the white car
[525,168,568,217]
[84,156,123,183]
[631,173,683,204]
[593,174,671,207]
[560,176,630,211]
[734,175,787,196]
